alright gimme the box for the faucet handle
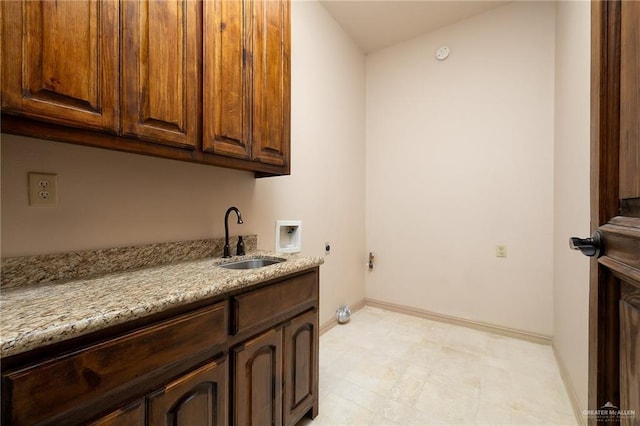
[237,236,245,256]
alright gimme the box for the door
[202,0,251,159]
[234,328,283,426]
[1,0,119,131]
[588,1,640,424]
[89,400,145,426]
[250,0,291,168]
[121,0,199,149]
[148,358,229,426]
[283,310,319,426]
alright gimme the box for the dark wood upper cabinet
[1,0,119,132]
[121,0,200,149]
[0,0,291,176]
[202,0,251,159]
[250,0,291,167]
[202,0,291,170]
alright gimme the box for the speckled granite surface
[1,235,257,288]
[0,250,323,358]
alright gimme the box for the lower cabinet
[148,358,228,426]
[90,400,145,426]
[283,310,318,426]
[0,269,319,426]
[90,358,228,426]
[234,328,284,426]
[233,309,318,426]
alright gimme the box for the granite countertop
[0,251,323,358]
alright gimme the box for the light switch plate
[28,172,58,206]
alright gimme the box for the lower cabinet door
[234,328,283,426]
[283,310,318,426]
[148,357,229,426]
[90,400,145,426]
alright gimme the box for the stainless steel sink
[219,257,286,270]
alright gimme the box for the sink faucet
[224,206,243,258]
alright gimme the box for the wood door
[202,0,251,159]
[90,400,145,426]
[590,1,640,424]
[148,358,229,426]
[0,0,119,131]
[250,0,291,168]
[283,310,319,426]
[234,328,283,426]
[121,0,199,149]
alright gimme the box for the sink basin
[219,257,286,270]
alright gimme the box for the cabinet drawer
[4,302,228,426]
[232,272,317,335]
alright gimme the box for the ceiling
[320,0,510,53]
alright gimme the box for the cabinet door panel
[148,358,229,426]
[90,400,145,426]
[1,0,119,131]
[250,0,290,167]
[203,0,250,159]
[121,0,199,149]
[284,310,318,425]
[234,328,283,426]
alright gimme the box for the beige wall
[365,2,556,336]
[0,136,258,255]
[0,0,367,326]
[553,0,591,414]
[253,0,367,324]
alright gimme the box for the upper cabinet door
[121,0,199,149]
[1,0,119,132]
[250,0,290,168]
[202,0,251,159]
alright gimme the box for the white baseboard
[364,298,552,345]
[552,345,586,426]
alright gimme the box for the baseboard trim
[552,344,586,426]
[319,298,366,335]
[364,298,552,345]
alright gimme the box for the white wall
[365,1,556,336]
[553,0,591,414]
[0,0,367,326]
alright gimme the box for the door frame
[589,0,621,415]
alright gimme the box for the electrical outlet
[28,173,58,206]
[496,244,507,258]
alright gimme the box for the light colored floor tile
[309,391,376,426]
[298,306,578,426]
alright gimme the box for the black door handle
[569,230,602,257]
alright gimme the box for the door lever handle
[569,230,602,257]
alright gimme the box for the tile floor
[297,306,577,425]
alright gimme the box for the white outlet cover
[28,172,58,206]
